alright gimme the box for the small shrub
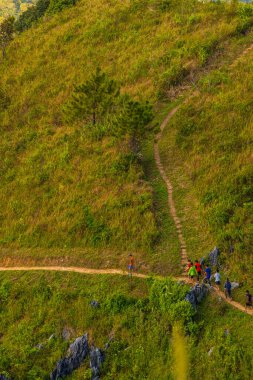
[47,0,76,14]
[110,153,137,176]
[159,64,189,94]
[0,280,11,302]
[103,293,136,314]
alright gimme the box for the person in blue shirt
[204,265,211,285]
[224,278,232,299]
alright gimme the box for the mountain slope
[0,0,253,276]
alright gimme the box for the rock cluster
[50,332,106,380]
[50,334,89,380]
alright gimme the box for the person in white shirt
[214,270,221,286]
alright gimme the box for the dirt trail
[154,106,188,268]
[0,265,252,316]
[230,43,253,68]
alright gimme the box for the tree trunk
[92,110,96,125]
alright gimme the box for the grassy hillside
[159,40,253,281]
[0,272,188,379]
[0,271,253,379]
[1,0,253,270]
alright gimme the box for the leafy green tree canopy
[64,68,153,151]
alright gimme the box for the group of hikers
[187,259,252,309]
[127,253,252,309]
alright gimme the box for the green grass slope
[0,272,253,379]
[159,43,253,281]
[0,0,252,270]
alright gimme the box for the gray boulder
[62,327,74,341]
[50,333,89,380]
[90,300,100,308]
[90,346,105,380]
[231,282,239,290]
[185,283,208,309]
[209,246,220,267]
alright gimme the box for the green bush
[47,0,76,14]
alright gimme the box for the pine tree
[116,96,153,153]
[0,17,15,59]
[64,67,120,126]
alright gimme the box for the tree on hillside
[115,96,154,153]
[64,67,120,126]
[0,17,15,58]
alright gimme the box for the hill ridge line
[0,265,252,315]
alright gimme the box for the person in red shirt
[195,260,202,281]
[128,254,134,277]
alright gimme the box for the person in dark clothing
[224,278,232,299]
[204,265,211,285]
[245,290,252,308]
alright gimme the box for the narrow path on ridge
[0,266,252,316]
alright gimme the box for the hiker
[185,259,192,273]
[224,278,232,299]
[204,265,211,285]
[245,290,252,308]
[195,260,202,281]
[188,262,197,280]
[128,254,134,277]
[214,269,221,287]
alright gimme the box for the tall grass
[172,323,188,380]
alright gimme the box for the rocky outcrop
[90,346,105,380]
[50,333,89,380]
[185,283,208,309]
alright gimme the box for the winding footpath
[154,106,188,268]
[0,103,252,317]
[1,43,253,317]
[0,265,252,316]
